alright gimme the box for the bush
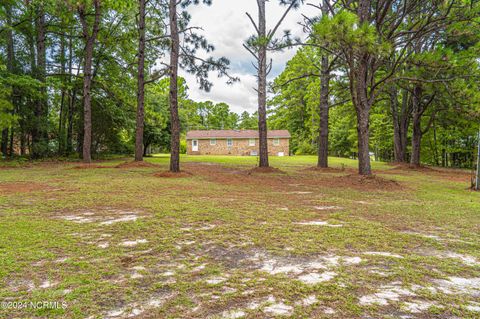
[295,140,316,155]
[180,139,187,154]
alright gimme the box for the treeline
[0,0,240,167]
[1,1,480,174]
[269,0,480,171]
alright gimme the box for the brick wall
[186,138,289,156]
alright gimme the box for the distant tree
[238,111,258,130]
[77,0,101,163]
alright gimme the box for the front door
[192,139,199,152]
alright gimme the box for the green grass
[0,155,479,318]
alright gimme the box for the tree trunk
[65,32,73,155]
[169,0,181,172]
[356,107,372,175]
[390,86,403,162]
[410,86,423,167]
[350,0,373,176]
[9,125,14,157]
[1,130,8,158]
[78,1,101,163]
[317,53,330,168]
[399,90,410,162]
[31,3,48,158]
[350,63,372,175]
[135,0,146,162]
[257,0,269,167]
[143,143,150,157]
[2,4,12,157]
[58,35,67,155]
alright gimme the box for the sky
[181,0,312,114]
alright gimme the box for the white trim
[210,138,217,145]
[248,138,256,146]
[273,138,280,146]
[227,138,233,147]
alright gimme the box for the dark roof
[186,130,291,139]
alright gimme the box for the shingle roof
[186,130,291,139]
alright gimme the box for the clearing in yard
[0,155,479,319]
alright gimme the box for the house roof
[186,130,291,139]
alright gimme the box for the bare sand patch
[57,208,144,226]
[264,302,293,316]
[297,272,336,285]
[402,300,438,313]
[433,277,480,295]
[359,282,416,306]
[119,239,148,247]
[221,309,246,318]
[104,292,174,318]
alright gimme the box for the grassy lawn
[0,155,479,318]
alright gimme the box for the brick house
[186,130,291,156]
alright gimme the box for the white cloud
[179,0,313,114]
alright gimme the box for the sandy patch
[206,276,228,285]
[417,248,479,266]
[264,302,293,316]
[298,295,318,306]
[222,310,245,318]
[57,208,143,225]
[39,280,58,289]
[119,239,148,247]
[402,300,437,313]
[434,277,480,295]
[359,282,416,306]
[297,272,336,285]
[466,302,480,312]
[100,215,140,225]
[104,293,174,318]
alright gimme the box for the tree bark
[2,3,14,157]
[31,3,48,158]
[1,130,7,158]
[169,0,181,172]
[317,53,329,168]
[390,86,411,163]
[135,0,146,162]
[317,0,330,168]
[356,106,372,175]
[78,0,101,163]
[58,35,67,155]
[350,62,373,175]
[349,0,373,176]
[410,86,423,167]
[65,32,74,155]
[257,0,269,167]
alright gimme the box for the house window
[273,138,280,146]
[210,139,216,145]
[227,138,233,147]
[248,138,256,146]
